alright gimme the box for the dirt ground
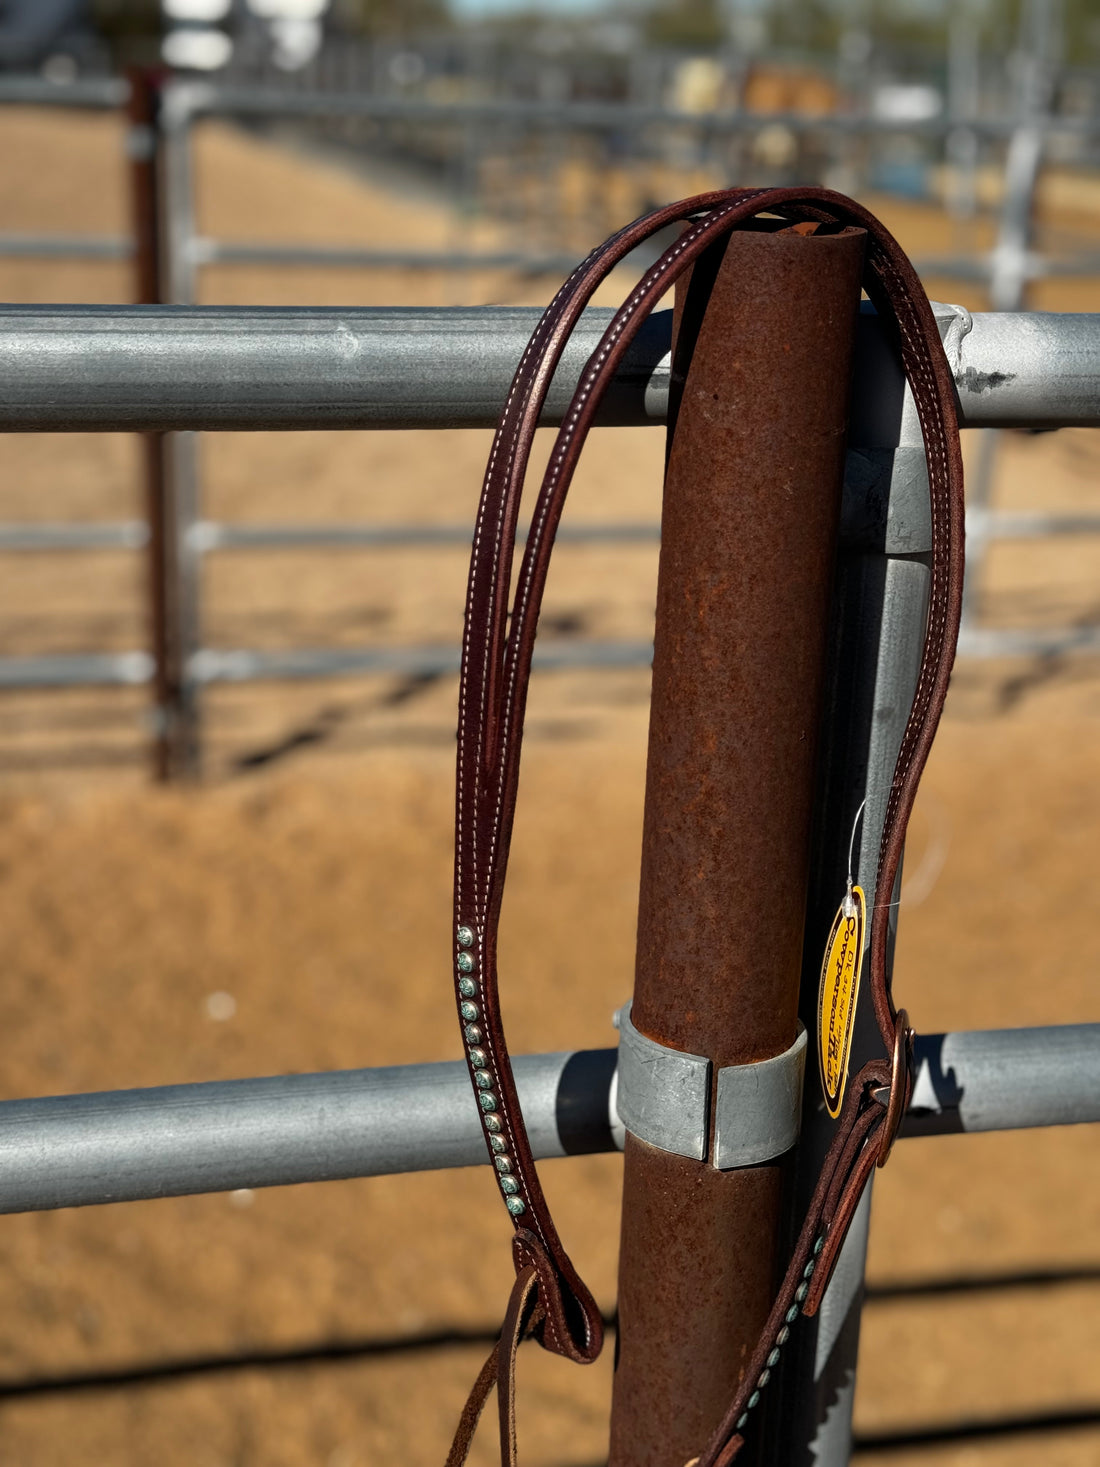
[0,104,1098,1467]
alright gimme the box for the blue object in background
[869,158,931,199]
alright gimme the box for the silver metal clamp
[615,1002,807,1168]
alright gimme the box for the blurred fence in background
[2,52,1100,777]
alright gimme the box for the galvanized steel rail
[7,73,1100,746]
[2,304,1100,691]
[151,79,1100,139]
[3,304,1099,432]
[3,72,1097,137]
[0,1025,1093,1216]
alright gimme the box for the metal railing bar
[0,1048,608,1215]
[3,71,1096,142]
[188,641,655,684]
[188,239,581,274]
[0,233,133,261]
[957,625,1100,657]
[170,81,1100,140]
[9,622,1100,697]
[0,523,148,552]
[1030,253,1100,278]
[188,521,660,552]
[0,303,668,433]
[911,254,996,282]
[0,653,154,688]
[0,642,651,689]
[2,304,1098,432]
[916,251,1100,282]
[0,1025,1092,1216]
[0,76,128,108]
[903,1024,1100,1135]
[968,509,1100,539]
[186,245,1094,284]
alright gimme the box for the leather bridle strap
[444,1264,544,1467]
[450,187,964,1465]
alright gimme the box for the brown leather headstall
[447,188,964,1467]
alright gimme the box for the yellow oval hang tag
[817,883,866,1119]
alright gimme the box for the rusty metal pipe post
[609,222,867,1467]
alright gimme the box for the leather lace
[448,188,965,1465]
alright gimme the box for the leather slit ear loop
[454,188,964,1407]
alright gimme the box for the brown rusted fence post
[609,222,866,1466]
[128,68,183,781]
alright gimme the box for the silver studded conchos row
[455,923,525,1217]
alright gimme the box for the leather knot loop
[511,1229,603,1364]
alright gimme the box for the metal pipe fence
[6,75,1100,276]
[6,304,1100,432]
[0,1024,1093,1217]
[2,210,1098,1459]
[0,232,132,260]
[2,304,1100,692]
[0,523,146,551]
[6,73,1100,775]
[133,69,1100,730]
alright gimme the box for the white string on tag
[841,799,866,920]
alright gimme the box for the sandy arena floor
[0,103,1098,1466]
